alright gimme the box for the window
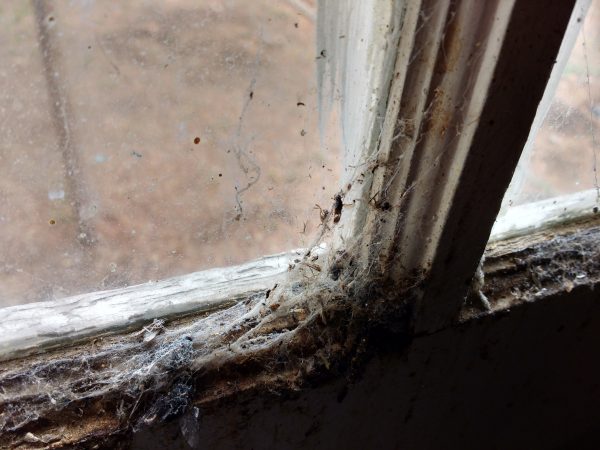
[491,0,600,241]
[1,0,596,446]
[1,0,339,308]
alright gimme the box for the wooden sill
[463,215,600,321]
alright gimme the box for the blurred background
[501,0,600,207]
[0,0,340,307]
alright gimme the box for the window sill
[464,215,600,321]
[0,249,310,362]
[1,216,599,448]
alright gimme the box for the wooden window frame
[2,0,596,447]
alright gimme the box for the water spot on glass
[176,122,188,142]
[48,190,65,201]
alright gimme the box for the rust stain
[427,87,452,138]
[439,19,463,73]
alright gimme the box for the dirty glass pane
[498,0,600,212]
[0,0,340,307]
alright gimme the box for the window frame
[1,0,593,446]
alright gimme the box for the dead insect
[333,193,343,223]
[265,283,278,299]
[369,192,393,211]
[379,201,392,211]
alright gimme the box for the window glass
[499,0,599,210]
[0,0,339,307]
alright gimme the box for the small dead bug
[333,193,343,223]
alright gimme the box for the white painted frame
[0,250,299,361]
[324,0,582,331]
[490,189,600,242]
